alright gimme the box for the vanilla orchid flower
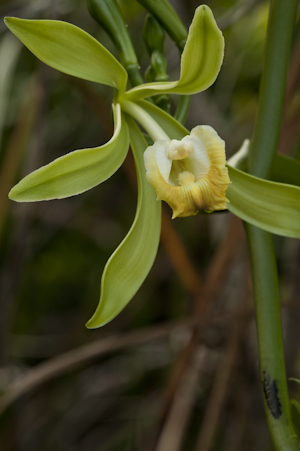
[5,5,300,328]
[144,125,230,218]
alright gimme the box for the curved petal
[122,5,224,101]
[86,117,161,328]
[9,104,129,201]
[4,17,127,93]
[227,165,300,238]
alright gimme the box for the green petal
[4,17,127,93]
[9,104,129,201]
[86,117,161,328]
[122,5,224,101]
[227,165,300,238]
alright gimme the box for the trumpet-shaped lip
[144,125,231,218]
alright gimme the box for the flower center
[166,139,196,187]
[166,140,194,160]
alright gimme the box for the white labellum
[144,125,231,218]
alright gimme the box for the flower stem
[120,100,170,142]
[246,0,298,449]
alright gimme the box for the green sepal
[227,165,300,238]
[122,5,224,101]
[9,104,129,201]
[4,17,127,93]
[86,117,161,328]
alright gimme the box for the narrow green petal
[122,5,224,101]
[227,165,300,238]
[4,17,127,93]
[86,117,161,328]
[9,104,129,201]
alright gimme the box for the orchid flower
[5,5,300,328]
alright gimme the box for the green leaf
[227,165,300,238]
[9,104,129,201]
[122,5,224,101]
[86,117,161,328]
[4,17,127,93]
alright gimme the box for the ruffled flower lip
[144,125,231,218]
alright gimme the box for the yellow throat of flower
[144,125,231,218]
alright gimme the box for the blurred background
[0,0,300,449]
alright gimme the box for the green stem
[246,225,298,450]
[248,0,297,178]
[88,0,144,87]
[246,0,298,449]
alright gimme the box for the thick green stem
[246,226,298,450]
[248,0,297,178]
[247,0,298,449]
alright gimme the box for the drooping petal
[9,104,129,201]
[86,117,161,328]
[227,165,300,238]
[122,5,224,102]
[4,17,127,93]
[144,125,230,218]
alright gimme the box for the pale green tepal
[5,6,300,328]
